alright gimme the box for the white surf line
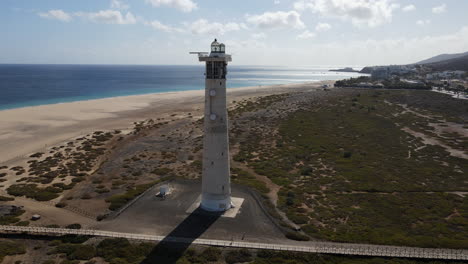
[0,225,467,260]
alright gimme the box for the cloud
[315,22,331,32]
[294,0,399,28]
[110,0,130,10]
[38,10,72,22]
[188,19,244,35]
[249,26,468,66]
[297,30,316,39]
[246,11,305,30]
[274,0,280,4]
[145,0,197,13]
[224,38,267,52]
[316,26,468,65]
[145,20,183,32]
[416,19,430,26]
[402,4,415,12]
[251,32,267,39]
[432,3,446,14]
[75,10,136,24]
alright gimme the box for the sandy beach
[0,81,332,165]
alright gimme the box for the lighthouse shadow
[141,207,222,264]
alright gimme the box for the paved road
[1,225,467,260]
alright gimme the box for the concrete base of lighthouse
[186,195,245,218]
[201,194,232,212]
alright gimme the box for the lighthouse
[191,39,232,211]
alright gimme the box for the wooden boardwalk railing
[0,225,467,260]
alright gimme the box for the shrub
[96,214,107,221]
[0,196,14,201]
[151,168,171,175]
[15,221,29,226]
[6,184,60,201]
[0,208,25,225]
[56,244,95,260]
[59,235,89,244]
[201,247,221,262]
[285,232,310,241]
[300,166,314,176]
[30,152,44,158]
[288,213,309,225]
[0,241,26,262]
[66,224,82,229]
[96,238,152,263]
[225,249,252,264]
[106,176,171,210]
[55,202,67,208]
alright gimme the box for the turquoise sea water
[0,64,365,110]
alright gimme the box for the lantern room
[211,39,225,54]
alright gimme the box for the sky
[1,0,467,66]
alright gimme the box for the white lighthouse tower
[191,39,232,211]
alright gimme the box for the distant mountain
[358,51,468,74]
[359,67,373,74]
[425,54,468,72]
[329,67,359,73]
[416,51,468,64]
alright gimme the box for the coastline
[0,81,333,164]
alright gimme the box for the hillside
[417,51,468,64]
[427,54,468,71]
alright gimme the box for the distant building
[371,65,415,80]
[371,67,389,80]
[426,70,466,80]
[402,79,424,85]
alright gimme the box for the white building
[426,71,466,80]
[371,65,415,80]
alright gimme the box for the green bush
[0,208,25,225]
[55,202,67,208]
[66,224,82,229]
[288,213,309,225]
[56,244,95,260]
[151,168,171,175]
[0,241,26,262]
[7,184,60,201]
[231,168,270,194]
[96,238,152,263]
[225,249,252,264]
[106,176,171,210]
[59,235,89,244]
[201,247,221,262]
[285,232,310,241]
[15,221,29,226]
[0,196,14,201]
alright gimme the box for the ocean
[0,64,364,110]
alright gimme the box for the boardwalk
[1,225,467,260]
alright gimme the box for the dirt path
[402,127,468,159]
